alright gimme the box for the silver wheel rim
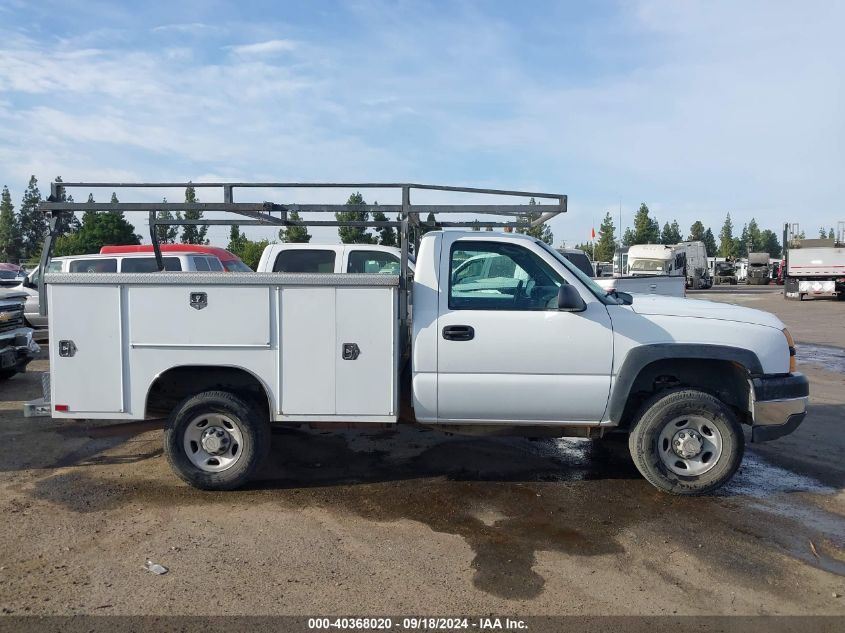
[182,413,245,473]
[657,414,723,477]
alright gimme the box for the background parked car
[0,263,26,288]
[18,251,228,330]
[100,244,252,272]
[0,289,38,380]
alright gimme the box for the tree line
[0,176,218,266]
[574,203,804,263]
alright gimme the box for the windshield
[630,258,667,272]
[223,260,253,272]
[535,240,621,305]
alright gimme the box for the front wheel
[628,389,744,495]
[164,390,270,490]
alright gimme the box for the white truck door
[436,238,614,423]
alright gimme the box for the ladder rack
[38,181,567,321]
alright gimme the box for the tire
[628,389,744,495]
[164,390,271,491]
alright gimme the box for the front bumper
[0,329,40,372]
[751,373,809,442]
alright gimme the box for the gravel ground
[0,289,843,616]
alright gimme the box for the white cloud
[226,39,297,56]
[152,22,223,35]
[0,0,842,248]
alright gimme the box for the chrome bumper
[751,373,809,442]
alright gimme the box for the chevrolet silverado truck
[26,181,809,496]
[0,289,39,380]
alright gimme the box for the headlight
[783,328,796,373]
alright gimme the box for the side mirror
[22,274,35,289]
[557,284,586,312]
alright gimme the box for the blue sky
[1,0,843,248]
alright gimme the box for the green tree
[180,184,208,245]
[238,238,271,270]
[279,210,311,243]
[628,203,660,245]
[829,228,836,240]
[371,204,396,247]
[660,220,682,245]
[56,193,140,255]
[594,212,616,262]
[0,186,22,263]
[738,218,762,256]
[53,176,81,237]
[688,220,706,242]
[515,198,554,245]
[622,227,635,246]
[759,229,782,258]
[718,213,736,258]
[336,192,374,244]
[703,228,718,257]
[227,225,248,255]
[819,226,828,238]
[18,176,47,260]
[155,199,179,244]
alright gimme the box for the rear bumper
[751,373,809,442]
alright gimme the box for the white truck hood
[629,295,784,329]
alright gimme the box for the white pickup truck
[28,182,809,496]
[258,243,412,275]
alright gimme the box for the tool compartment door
[334,287,397,416]
[49,284,124,413]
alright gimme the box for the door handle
[442,325,474,341]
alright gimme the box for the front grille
[0,305,25,334]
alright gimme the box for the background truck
[27,181,808,497]
[714,260,738,285]
[625,241,710,290]
[747,252,771,285]
[258,243,412,275]
[0,289,39,380]
[782,222,845,300]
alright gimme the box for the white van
[45,252,224,273]
[21,251,226,329]
[258,244,415,274]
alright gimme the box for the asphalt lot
[0,287,843,616]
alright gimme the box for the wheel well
[146,366,272,420]
[618,359,751,428]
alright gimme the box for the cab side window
[347,251,400,274]
[273,250,336,273]
[449,242,562,310]
[69,258,117,273]
[121,257,182,272]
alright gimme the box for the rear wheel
[164,390,270,490]
[628,389,744,495]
